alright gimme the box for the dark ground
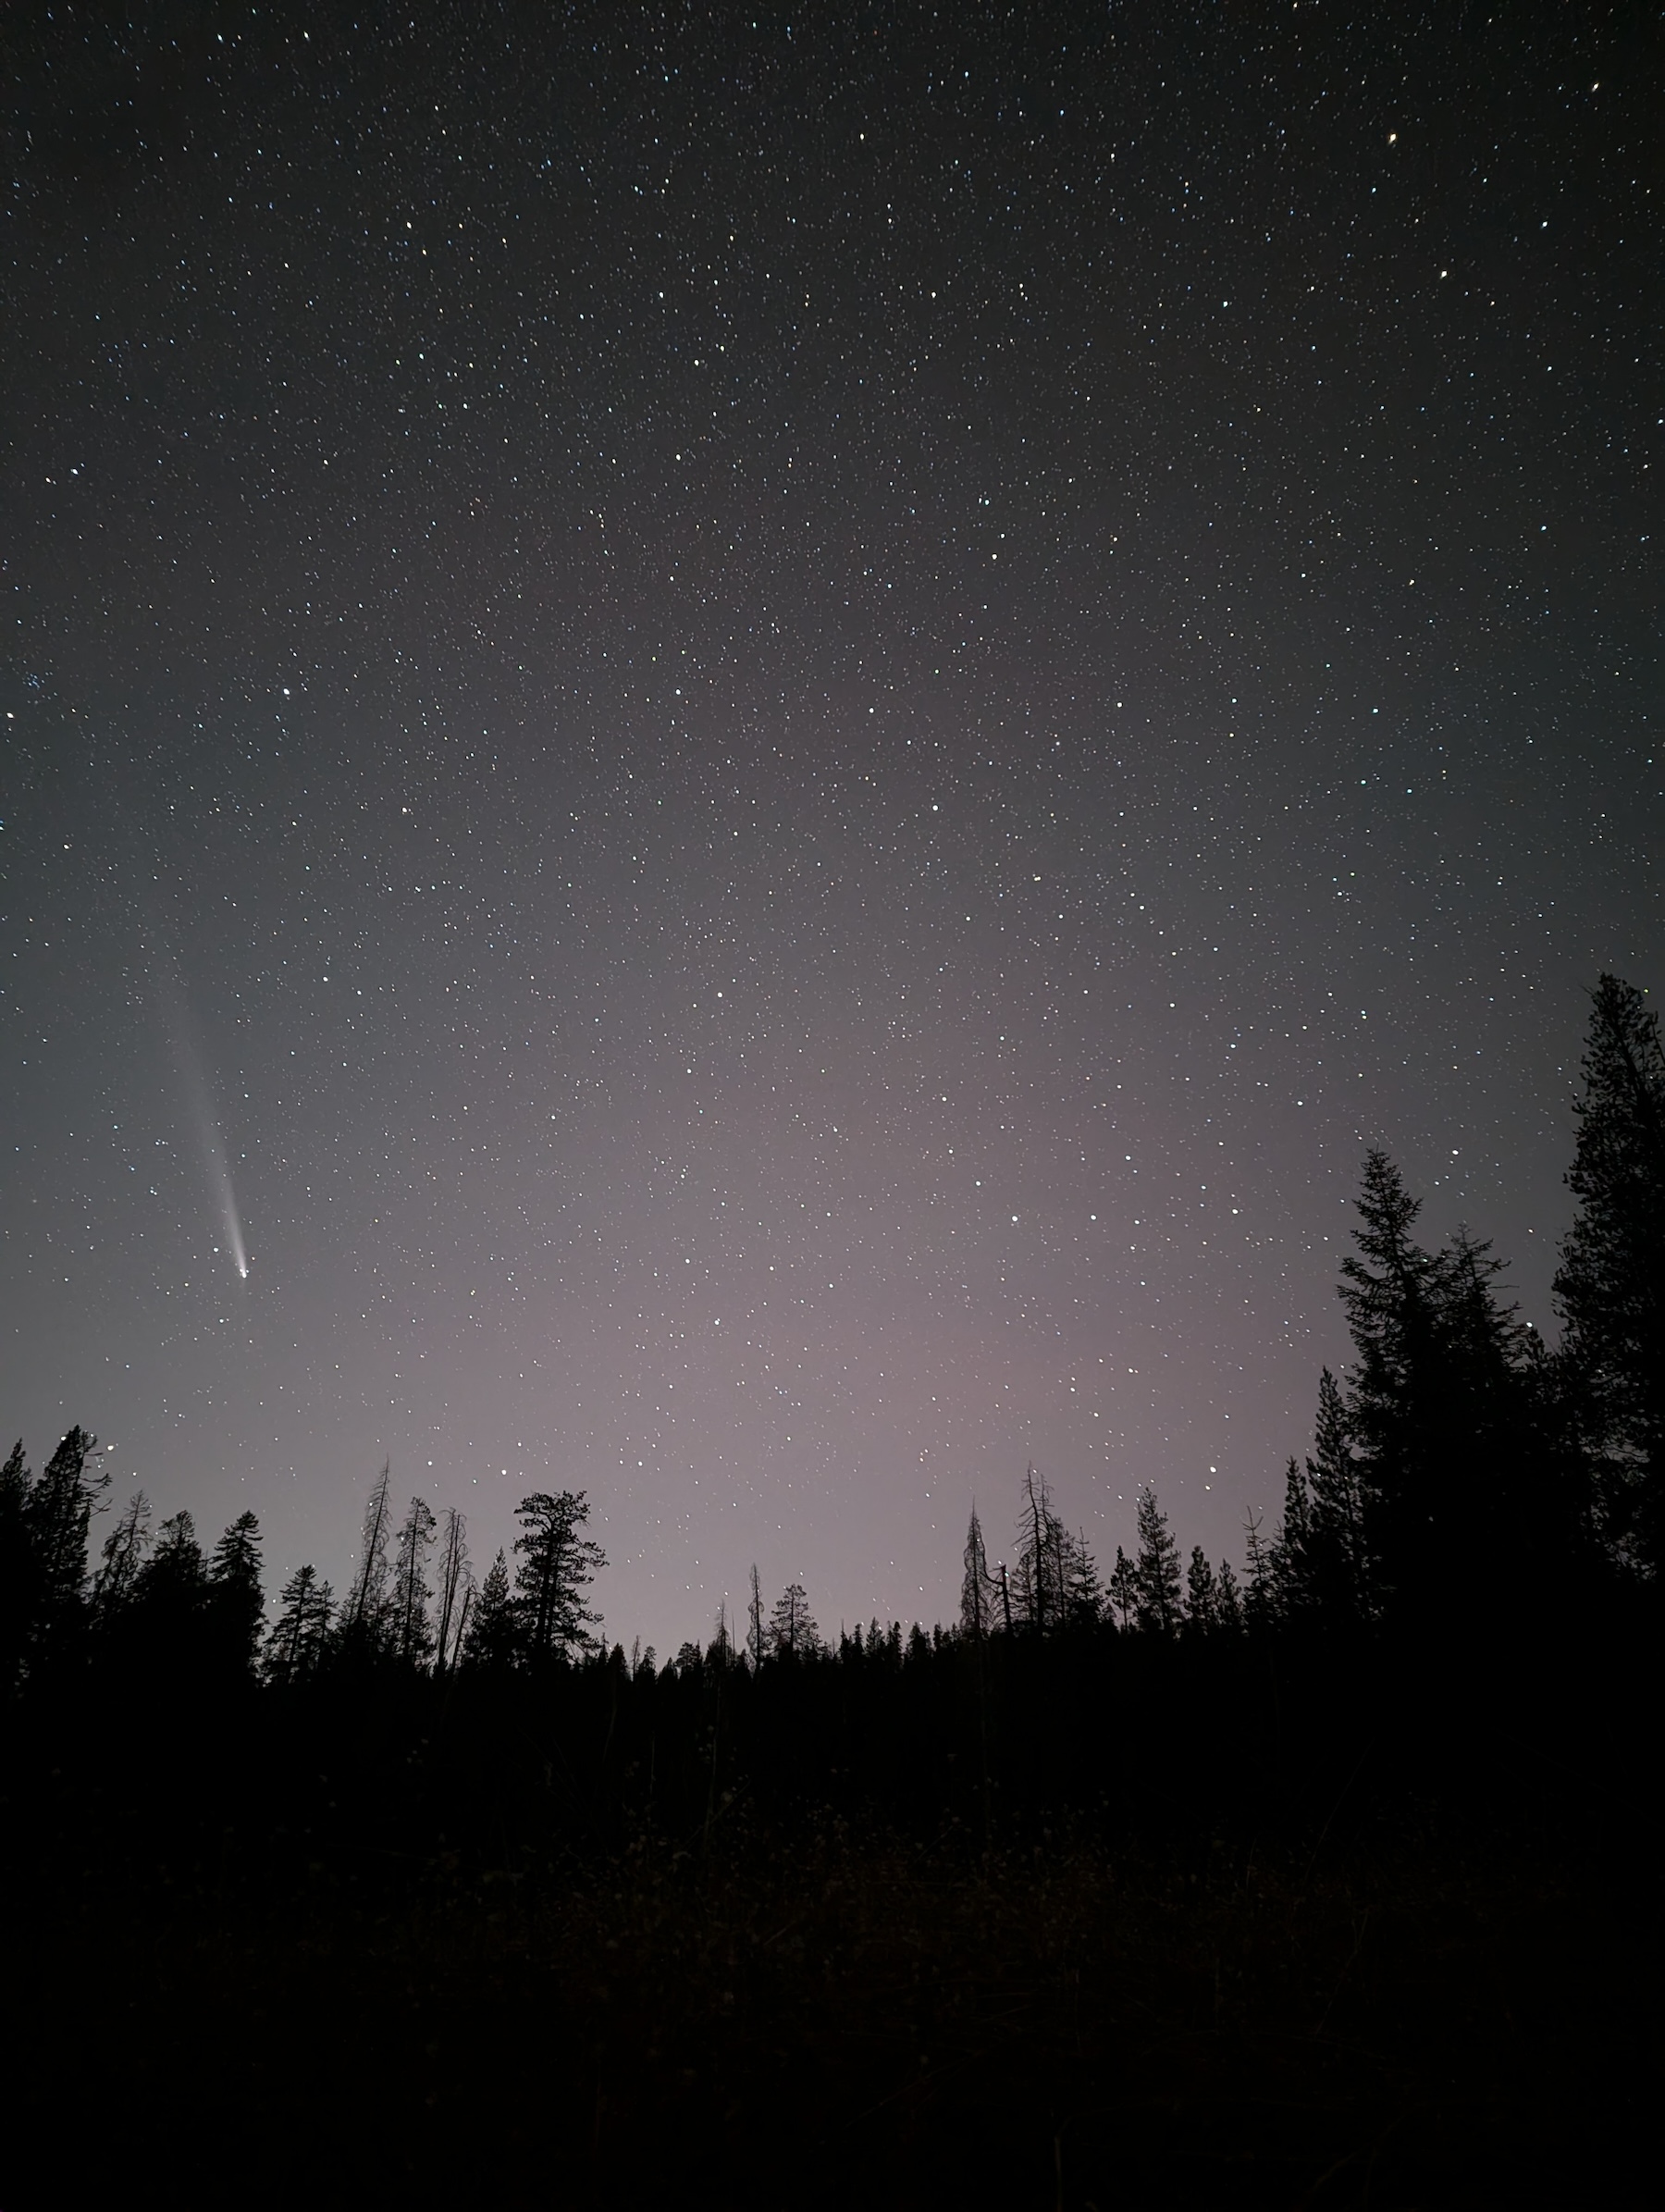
[3,1774,1658,2209]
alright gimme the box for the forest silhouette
[1,976,1659,2208]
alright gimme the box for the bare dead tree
[433,1506,471,1675]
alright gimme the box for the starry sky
[2,2,1658,1649]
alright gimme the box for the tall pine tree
[264,1564,334,1685]
[21,1427,106,1671]
[340,1462,395,1660]
[0,1441,31,1692]
[92,1492,153,1622]
[206,1511,265,1677]
[391,1496,437,1667]
[1553,974,1665,1576]
[1132,1486,1184,1635]
[462,1550,520,1671]
[959,1507,997,1639]
[1338,1152,1555,1633]
[512,1491,605,1663]
[1185,1546,1218,1633]
[767,1580,820,1659]
[1303,1368,1367,1624]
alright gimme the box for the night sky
[3,3,1657,1650]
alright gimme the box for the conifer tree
[129,1511,209,1674]
[1186,1545,1217,1632]
[462,1550,520,1671]
[22,1427,106,1666]
[1304,1367,1367,1623]
[746,1563,766,1669]
[959,1507,997,1639]
[391,1496,438,1667]
[0,1440,27,1524]
[264,1563,334,1685]
[341,1462,395,1656]
[1338,1153,1545,1627]
[1215,1558,1244,1633]
[92,1492,153,1620]
[768,1580,820,1659]
[134,1511,206,1605]
[0,1440,31,1691]
[1243,1508,1276,1630]
[512,1490,605,1663]
[1132,1486,1184,1634]
[1269,1457,1314,1618]
[1554,974,1665,1575]
[207,1510,265,1676]
[1067,1527,1104,1627]
[1107,1545,1137,1630]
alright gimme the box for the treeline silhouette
[5,977,1659,1723]
[1,976,1659,2209]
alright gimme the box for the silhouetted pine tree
[391,1496,437,1668]
[1269,1458,1314,1619]
[1339,1153,1547,1629]
[129,1511,208,1675]
[768,1580,820,1659]
[1243,1508,1276,1630]
[138,1509,204,1592]
[21,1427,105,1672]
[92,1492,152,1622]
[206,1511,265,1677]
[0,1440,31,1693]
[462,1550,519,1671]
[1554,974,1665,1576]
[1107,1545,1137,1630]
[1303,1367,1367,1624]
[1067,1527,1104,1627]
[1132,1486,1183,1634]
[959,1508,997,1639]
[340,1462,395,1660]
[746,1563,766,1670]
[1215,1558,1244,1633]
[264,1563,333,1685]
[512,1491,605,1663]
[1446,1225,1553,1580]
[1186,1545,1218,1633]
[1338,1154,1461,1622]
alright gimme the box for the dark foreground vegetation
[2,977,1660,2206]
[3,1632,1659,2209]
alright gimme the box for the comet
[151,942,250,1280]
